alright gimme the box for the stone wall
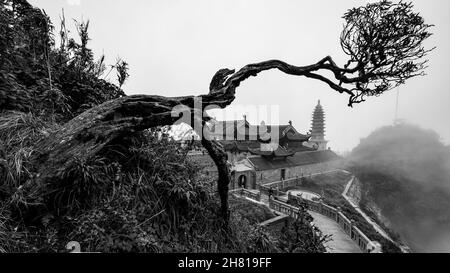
[255,160,342,185]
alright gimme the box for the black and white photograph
[1,0,449,266]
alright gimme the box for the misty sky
[30,0,450,152]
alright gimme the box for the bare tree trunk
[201,138,230,221]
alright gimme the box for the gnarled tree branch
[25,0,433,222]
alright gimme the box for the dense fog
[348,123,450,252]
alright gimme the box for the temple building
[244,150,339,185]
[208,117,313,164]
[229,100,339,189]
[187,100,340,190]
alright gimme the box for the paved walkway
[247,193,361,253]
[309,211,361,253]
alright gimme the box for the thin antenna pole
[394,86,400,124]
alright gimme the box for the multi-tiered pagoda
[308,100,328,150]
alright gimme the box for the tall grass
[0,111,58,188]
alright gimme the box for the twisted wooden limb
[28,53,426,220]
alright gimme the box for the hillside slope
[348,123,450,252]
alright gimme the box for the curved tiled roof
[248,146,296,157]
[285,131,310,142]
[284,142,317,153]
[248,150,340,171]
[261,125,310,142]
[209,119,310,142]
[220,139,316,155]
